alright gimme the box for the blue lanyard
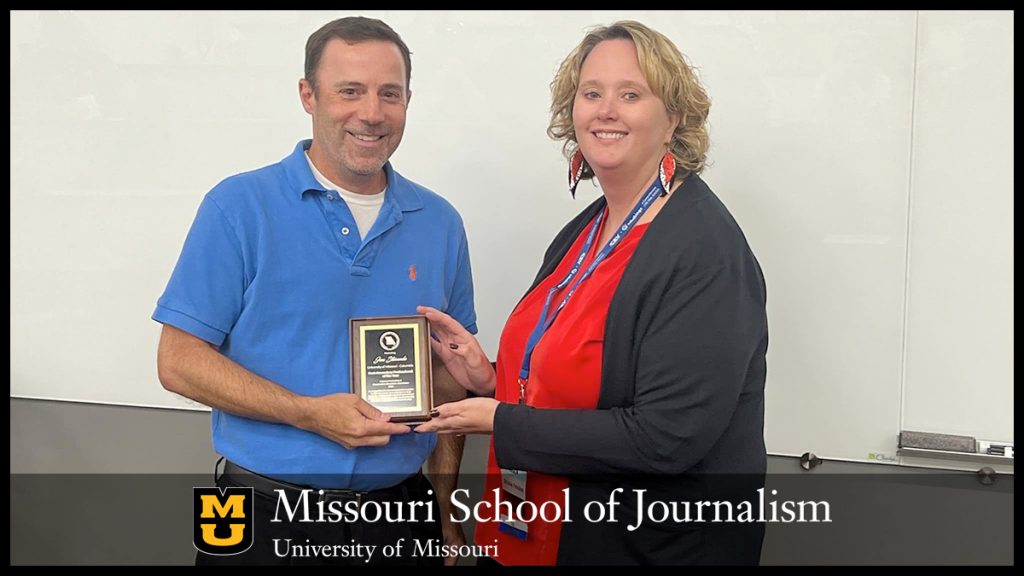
[517,177,664,402]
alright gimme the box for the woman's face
[572,39,677,180]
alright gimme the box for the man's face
[300,38,409,193]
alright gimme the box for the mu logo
[193,487,254,555]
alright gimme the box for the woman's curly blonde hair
[548,21,711,183]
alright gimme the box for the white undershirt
[305,153,385,240]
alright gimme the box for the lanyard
[517,177,664,403]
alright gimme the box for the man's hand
[302,393,410,448]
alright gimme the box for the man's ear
[406,89,413,107]
[299,78,315,114]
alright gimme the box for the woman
[416,20,768,565]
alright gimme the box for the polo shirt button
[341,227,350,235]
[326,194,334,201]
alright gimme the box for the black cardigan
[492,174,768,565]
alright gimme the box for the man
[154,16,475,565]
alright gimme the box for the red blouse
[474,211,650,565]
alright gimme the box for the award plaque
[349,315,433,424]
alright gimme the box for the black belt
[219,460,418,506]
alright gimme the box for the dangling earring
[659,151,676,196]
[569,148,586,198]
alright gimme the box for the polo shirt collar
[283,140,423,212]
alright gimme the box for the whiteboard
[10,11,1013,469]
[899,11,1014,469]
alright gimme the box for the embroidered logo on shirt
[409,265,417,282]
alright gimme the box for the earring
[569,148,586,198]
[659,152,676,196]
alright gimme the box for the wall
[10,11,1013,477]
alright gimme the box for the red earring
[659,152,676,195]
[569,149,586,198]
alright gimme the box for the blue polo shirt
[153,140,476,489]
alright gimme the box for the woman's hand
[417,305,496,395]
[413,397,500,435]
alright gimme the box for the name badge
[497,511,529,540]
[500,468,527,500]
[498,468,528,539]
